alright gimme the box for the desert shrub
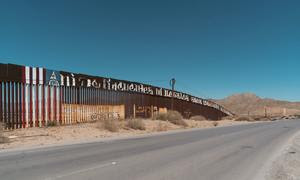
[156,122,168,132]
[221,115,236,120]
[172,118,188,127]
[190,115,207,121]
[251,115,268,121]
[47,121,58,127]
[212,121,219,127]
[127,119,146,130]
[154,113,168,121]
[294,114,300,119]
[0,123,8,144]
[167,110,183,120]
[234,116,252,122]
[102,118,119,132]
[155,111,188,127]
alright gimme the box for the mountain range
[214,93,300,116]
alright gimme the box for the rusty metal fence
[0,63,232,129]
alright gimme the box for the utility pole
[170,78,176,111]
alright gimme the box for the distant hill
[214,93,300,116]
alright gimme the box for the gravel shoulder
[266,131,300,180]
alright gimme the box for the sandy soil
[0,119,249,150]
[266,132,300,180]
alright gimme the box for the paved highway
[0,120,300,180]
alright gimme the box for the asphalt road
[1,120,300,180]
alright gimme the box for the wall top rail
[0,63,233,116]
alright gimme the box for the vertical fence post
[133,104,136,119]
[0,82,2,125]
[48,85,51,124]
[15,83,18,129]
[3,82,7,129]
[22,83,26,128]
[42,85,45,126]
[18,83,22,128]
[54,86,57,123]
[12,82,15,129]
[59,86,62,125]
[36,84,39,127]
[8,82,11,129]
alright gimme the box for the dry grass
[0,123,3,143]
[221,115,236,120]
[251,115,269,121]
[156,122,169,132]
[0,123,8,144]
[234,116,253,122]
[190,115,207,121]
[234,115,272,122]
[294,114,300,119]
[0,118,255,150]
[154,113,168,121]
[99,118,119,132]
[127,119,146,130]
[212,121,219,127]
[155,111,188,127]
[47,121,58,127]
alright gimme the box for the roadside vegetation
[190,115,208,121]
[0,123,8,144]
[47,121,58,127]
[98,118,119,132]
[154,111,188,127]
[230,114,299,122]
[127,119,146,130]
[212,122,219,127]
[234,116,253,122]
[156,122,168,131]
[2,113,272,150]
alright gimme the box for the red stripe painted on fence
[36,68,39,127]
[0,83,2,124]
[42,85,45,126]
[22,84,25,128]
[29,67,33,127]
[54,87,57,122]
[7,82,11,129]
[42,69,46,126]
[48,86,51,123]
[3,82,7,128]
[60,87,62,125]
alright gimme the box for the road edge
[255,127,300,180]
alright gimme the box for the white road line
[44,161,117,180]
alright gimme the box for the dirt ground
[266,132,300,180]
[0,119,249,150]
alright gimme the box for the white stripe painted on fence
[39,67,44,85]
[32,68,37,85]
[25,85,29,127]
[45,86,48,125]
[32,85,36,127]
[39,85,42,127]
[25,66,30,84]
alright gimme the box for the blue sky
[0,0,299,101]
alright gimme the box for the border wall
[0,63,233,129]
